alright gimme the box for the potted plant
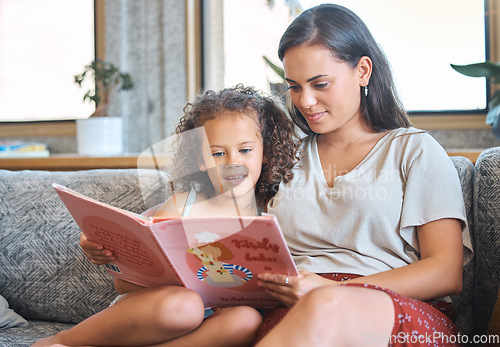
[74,59,134,156]
[451,61,500,138]
[262,56,288,100]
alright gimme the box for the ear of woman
[357,56,372,87]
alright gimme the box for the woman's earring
[364,86,368,96]
[199,164,206,171]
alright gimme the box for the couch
[0,169,169,346]
[0,147,498,346]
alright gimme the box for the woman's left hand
[257,270,336,307]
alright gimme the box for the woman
[255,4,472,346]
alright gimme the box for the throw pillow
[0,295,28,329]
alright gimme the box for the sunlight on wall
[223,0,291,92]
[223,0,487,112]
[0,0,94,121]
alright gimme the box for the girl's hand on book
[79,232,116,265]
[257,270,335,307]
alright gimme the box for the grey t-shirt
[267,127,473,276]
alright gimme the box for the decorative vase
[76,117,123,156]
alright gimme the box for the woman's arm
[347,218,463,300]
[259,218,464,305]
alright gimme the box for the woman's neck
[314,118,388,187]
[317,116,375,150]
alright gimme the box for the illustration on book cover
[188,242,252,288]
[179,220,284,292]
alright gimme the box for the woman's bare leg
[32,286,205,346]
[256,285,394,347]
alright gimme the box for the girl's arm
[113,278,145,294]
[79,235,144,294]
[79,232,115,265]
[80,195,187,292]
[154,191,187,217]
[258,218,464,306]
[80,193,188,264]
[78,206,164,264]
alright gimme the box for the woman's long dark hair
[278,4,411,135]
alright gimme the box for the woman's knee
[296,285,394,339]
[301,286,344,307]
[297,286,357,322]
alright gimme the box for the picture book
[53,183,299,308]
[0,141,49,158]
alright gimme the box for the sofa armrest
[473,147,500,335]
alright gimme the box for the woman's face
[200,113,264,199]
[283,44,365,135]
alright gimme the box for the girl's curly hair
[169,84,298,210]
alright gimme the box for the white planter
[76,117,123,156]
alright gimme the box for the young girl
[255,4,473,346]
[32,84,297,347]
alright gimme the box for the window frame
[408,0,497,129]
[0,0,105,139]
[0,0,497,139]
[410,0,500,130]
[186,0,203,102]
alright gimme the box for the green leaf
[486,103,500,125]
[450,62,500,79]
[263,56,285,82]
[119,73,133,90]
[74,59,134,107]
[485,90,500,125]
[490,89,500,108]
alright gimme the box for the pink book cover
[53,183,298,308]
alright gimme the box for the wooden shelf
[446,150,482,164]
[0,150,483,171]
[0,154,142,171]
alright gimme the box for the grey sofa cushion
[0,169,167,325]
[0,320,75,346]
[0,294,28,329]
[473,147,500,335]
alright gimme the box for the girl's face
[283,44,366,135]
[200,112,264,199]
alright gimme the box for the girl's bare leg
[32,286,205,346]
[256,285,394,347]
[150,306,263,347]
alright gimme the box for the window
[218,0,489,113]
[0,0,95,122]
